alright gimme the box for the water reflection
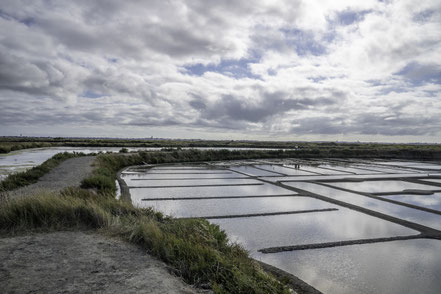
[211,207,416,252]
[257,239,441,294]
[379,193,441,212]
[254,165,316,176]
[125,178,261,187]
[129,183,295,201]
[327,180,440,193]
[121,172,248,179]
[140,196,332,217]
[229,166,282,176]
[284,182,441,230]
[260,173,428,183]
[287,165,352,175]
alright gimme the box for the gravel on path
[6,156,96,199]
[0,231,200,294]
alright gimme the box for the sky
[0,0,441,142]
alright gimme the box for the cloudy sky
[1,0,440,142]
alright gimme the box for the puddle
[211,208,416,252]
[125,178,261,187]
[327,180,440,193]
[256,239,441,294]
[379,193,441,212]
[129,183,295,200]
[284,182,441,230]
[138,196,333,217]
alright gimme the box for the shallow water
[287,165,352,175]
[143,169,233,174]
[125,160,441,294]
[284,182,441,230]
[229,165,282,176]
[327,180,440,193]
[254,164,317,176]
[260,173,428,183]
[379,193,441,212]
[129,182,295,201]
[125,178,261,187]
[140,196,334,218]
[211,207,417,252]
[257,239,441,294]
[121,172,248,179]
[420,178,441,185]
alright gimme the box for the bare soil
[0,231,201,294]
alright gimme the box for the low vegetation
[0,187,289,293]
[0,152,83,192]
[2,136,441,159]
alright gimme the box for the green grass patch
[0,152,84,192]
[0,189,290,293]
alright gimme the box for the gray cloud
[0,0,440,141]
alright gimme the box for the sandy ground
[0,231,200,294]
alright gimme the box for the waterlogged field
[123,159,441,294]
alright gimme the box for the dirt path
[6,156,96,199]
[0,231,200,294]
[1,157,205,293]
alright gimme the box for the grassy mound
[0,188,289,293]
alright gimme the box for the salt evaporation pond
[145,196,334,218]
[257,239,441,294]
[327,180,440,193]
[211,208,416,252]
[379,192,441,211]
[123,159,441,294]
[125,178,261,187]
[285,182,441,230]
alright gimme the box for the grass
[0,188,290,293]
[0,152,84,192]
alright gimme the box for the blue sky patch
[82,90,107,99]
[183,56,261,79]
[395,62,441,86]
[281,28,327,56]
[334,9,372,26]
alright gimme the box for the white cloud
[0,0,440,142]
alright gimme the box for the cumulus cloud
[0,0,440,142]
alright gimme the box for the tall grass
[0,189,289,293]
